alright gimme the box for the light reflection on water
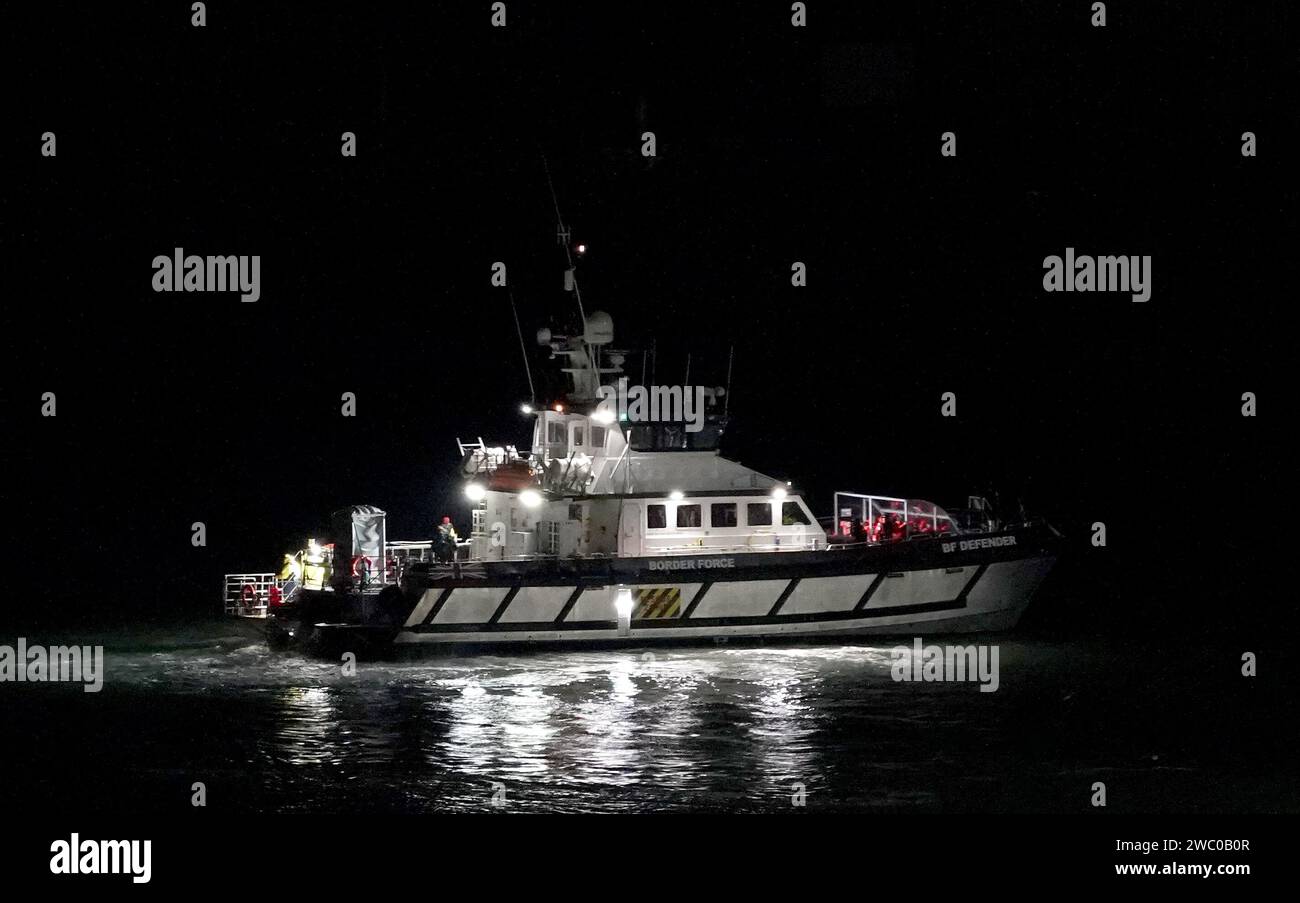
[96,640,989,812]
[6,630,1283,813]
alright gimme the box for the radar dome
[584,311,614,345]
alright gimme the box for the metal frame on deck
[222,573,282,616]
[831,492,959,545]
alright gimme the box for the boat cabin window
[782,501,811,526]
[747,502,773,526]
[676,504,702,528]
[547,421,565,444]
[626,418,725,452]
[571,424,585,448]
[711,503,738,528]
[646,504,667,529]
[568,504,584,521]
[591,426,607,450]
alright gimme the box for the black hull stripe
[487,586,521,625]
[854,572,888,611]
[554,585,586,624]
[422,588,454,625]
[958,564,988,601]
[681,581,713,619]
[639,597,966,628]
[766,578,800,617]
[404,552,1033,593]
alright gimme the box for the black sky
[2,1,1288,638]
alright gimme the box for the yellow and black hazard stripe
[632,586,681,619]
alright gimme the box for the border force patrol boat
[224,188,1058,654]
[224,309,1059,655]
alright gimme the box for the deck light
[520,403,533,415]
[554,403,564,413]
[591,407,615,425]
[464,483,487,502]
[771,487,788,500]
[520,489,542,508]
[615,588,633,618]
[669,490,684,501]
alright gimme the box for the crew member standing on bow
[433,516,459,565]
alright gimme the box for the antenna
[508,287,535,404]
[542,154,587,327]
[724,345,734,416]
[683,352,691,387]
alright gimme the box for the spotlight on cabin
[464,483,487,502]
[669,490,684,501]
[771,487,788,501]
[591,407,615,425]
[520,489,543,508]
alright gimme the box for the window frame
[746,502,774,526]
[781,500,812,526]
[676,504,703,529]
[710,502,739,528]
[646,504,667,530]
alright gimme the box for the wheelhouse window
[747,502,773,526]
[590,426,607,449]
[646,504,667,529]
[781,501,811,525]
[711,503,738,528]
[676,504,702,528]
[571,425,585,447]
[626,417,726,452]
[547,421,565,444]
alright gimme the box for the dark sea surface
[1,622,1291,814]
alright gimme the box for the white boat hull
[266,526,1060,654]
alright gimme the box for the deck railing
[223,573,283,616]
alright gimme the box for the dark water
[1,624,1291,814]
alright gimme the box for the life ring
[240,585,258,607]
[351,556,374,579]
